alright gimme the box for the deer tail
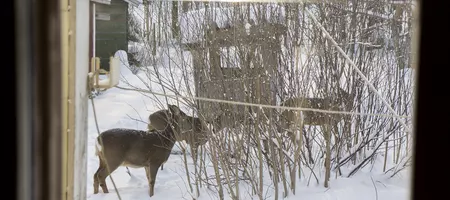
[95,137,103,157]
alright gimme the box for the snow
[85,48,411,200]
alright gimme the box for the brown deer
[93,104,185,197]
[277,87,354,165]
[148,105,210,170]
[277,87,354,139]
[176,111,210,164]
[207,108,256,134]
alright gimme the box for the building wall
[73,0,90,199]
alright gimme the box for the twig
[370,176,379,200]
[126,114,149,125]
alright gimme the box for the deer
[148,105,210,170]
[207,106,257,134]
[93,104,185,197]
[277,87,354,135]
[277,87,354,164]
[175,111,209,164]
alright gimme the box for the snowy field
[86,50,412,200]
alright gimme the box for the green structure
[94,0,141,70]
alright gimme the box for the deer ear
[168,104,181,115]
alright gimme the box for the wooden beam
[91,0,111,5]
[123,0,142,7]
[62,1,89,200]
[60,0,70,199]
[67,0,77,198]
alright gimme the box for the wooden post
[62,0,90,199]
[60,0,70,199]
[73,0,90,199]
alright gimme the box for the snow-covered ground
[86,50,412,200]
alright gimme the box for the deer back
[96,127,176,168]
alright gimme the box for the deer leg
[148,163,161,197]
[332,123,343,176]
[144,166,150,181]
[191,145,198,164]
[303,128,315,164]
[287,131,295,144]
[96,158,121,194]
[93,156,106,194]
[199,145,205,186]
[190,145,199,179]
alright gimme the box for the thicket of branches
[119,1,415,199]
